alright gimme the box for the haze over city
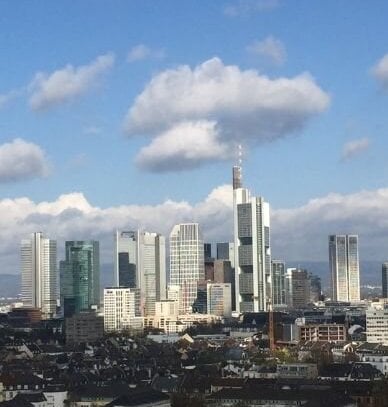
[1,0,388,277]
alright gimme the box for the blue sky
[1,0,388,269]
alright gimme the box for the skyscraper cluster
[20,165,361,328]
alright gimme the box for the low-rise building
[65,311,104,343]
[299,324,347,343]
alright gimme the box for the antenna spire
[233,144,243,190]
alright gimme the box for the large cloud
[124,57,330,171]
[29,53,115,110]
[0,138,49,182]
[371,53,388,89]
[2,185,388,276]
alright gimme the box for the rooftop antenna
[233,144,243,190]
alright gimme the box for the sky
[1,0,388,274]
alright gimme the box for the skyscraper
[286,268,311,308]
[272,260,286,307]
[329,234,360,302]
[114,231,138,288]
[169,223,204,314]
[233,166,271,313]
[60,240,100,317]
[114,230,166,316]
[382,262,388,298]
[216,242,235,268]
[21,232,57,319]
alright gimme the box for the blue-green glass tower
[60,241,100,317]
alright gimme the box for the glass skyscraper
[60,240,100,317]
[114,230,166,316]
[329,234,360,302]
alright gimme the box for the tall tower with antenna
[233,145,243,190]
[233,146,272,313]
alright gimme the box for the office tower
[309,273,322,303]
[60,240,100,317]
[21,232,57,319]
[233,166,271,313]
[204,243,212,260]
[114,230,166,316]
[207,283,232,317]
[216,242,235,268]
[214,259,235,310]
[272,260,286,307]
[329,235,360,302]
[192,280,208,313]
[286,268,311,309]
[104,287,143,332]
[114,231,138,287]
[382,263,388,298]
[169,223,205,313]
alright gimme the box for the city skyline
[2,2,388,274]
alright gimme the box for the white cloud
[2,185,388,274]
[127,44,165,63]
[246,36,286,65]
[224,0,279,16]
[124,57,329,171]
[371,53,388,89]
[0,89,22,109]
[0,138,49,182]
[272,188,388,262]
[136,120,232,171]
[29,53,115,110]
[341,137,370,161]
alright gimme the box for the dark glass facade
[60,241,100,317]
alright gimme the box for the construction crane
[267,298,275,351]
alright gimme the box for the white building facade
[21,232,57,318]
[103,287,143,332]
[169,223,204,314]
[329,234,360,302]
[207,283,232,317]
[366,302,388,345]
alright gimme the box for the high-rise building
[21,232,57,319]
[103,287,143,332]
[207,283,232,317]
[233,166,271,313]
[169,223,204,314]
[204,243,212,260]
[329,235,360,302]
[114,230,166,316]
[216,242,235,268]
[309,273,322,303]
[114,231,138,288]
[382,263,388,298]
[60,240,100,317]
[272,260,286,307]
[286,268,311,309]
